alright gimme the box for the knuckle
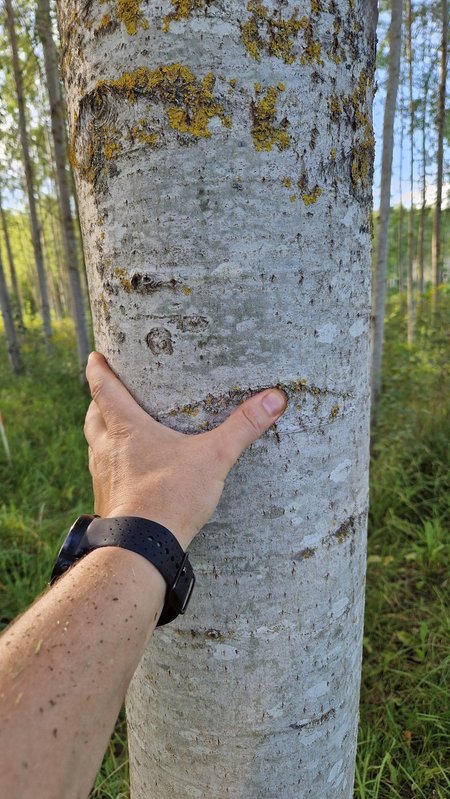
[240,404,263,437]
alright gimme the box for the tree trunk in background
[58,0,376,795]
[418,71,430,294]
[406,0,415,344]
[432,0,448,288]
[371,0,402,411]
[37,0,91,373]
[0,247,22,374]
[0,191,24,328]
[4,0,52,347]
[398,86,405,294]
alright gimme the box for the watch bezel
[50,514,96,584]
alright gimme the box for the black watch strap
[51,516,195,626]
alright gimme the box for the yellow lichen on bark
[241,2,322,66]
[241,1,304,64]
[163,0,207,32]
[251,85,290,152]
[96,64,230,138]
[301,185,322,204]
[116,0,149,35]
[347,70,375,189]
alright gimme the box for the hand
[84,352,287,550]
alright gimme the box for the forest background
[0,0,448,797]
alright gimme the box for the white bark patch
[330,460,352,483]
[349,318,366,338]
[332,597,350,617]
[212,644,240,661]
[305,680,329,699]
[316,323,338,343]
[328,759,344,783]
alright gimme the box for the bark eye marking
[146,328,174,355]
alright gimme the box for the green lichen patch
[251,85,290,152]
[163,0,209,32]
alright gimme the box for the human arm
[0,352,287,799]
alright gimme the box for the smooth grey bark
[0,246,22,374]
[57,0,377,795]
[4,0,52,346]
[0,191,24,328]
[371,0,402,411]
[432,0,448,288]
[406,0,415,344]
[36,0,91,372]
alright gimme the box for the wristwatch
[50,515,195,626]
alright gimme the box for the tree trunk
[432,0,448,288]
[398,86,405,294]
[406,0,415,344]
[0,191,24,329]
[371,0,402,411]
[4,0,52,347]
[37,0,91,373]
[0,247,22,374]
[57,1,377,796]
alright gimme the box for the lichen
[241,1,304,64]
[116,0,149,35]
[130,120,159,148]
[71,64,230,183]
[329,94,342,121]
[163,0,207,32]
[346,70,375,190]
[114,267,132,292]
[282,177,292,188]
[298,16,323,65]
[251,85,290,152]
[301,185,322,205]
[328,402,340,421]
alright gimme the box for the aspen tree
[432,0,448,288]
[57,1,377,795]
[371,0,402,410]
[4,0,52,347]
[37,0,91,372]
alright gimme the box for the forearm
[0,546,165,799]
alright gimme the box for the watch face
[50,515,96,583]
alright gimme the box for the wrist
[102,505,191,551]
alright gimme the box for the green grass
[356,289,450,798]
[0,295,449,798]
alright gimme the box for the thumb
[213,388,287,468]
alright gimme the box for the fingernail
[262,390,287,417]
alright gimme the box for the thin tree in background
[418,64,432,293]
[398,85,405,294]
[406,0,415,344]
[0,188,24,328]
[4,0,52,347]
[432,0,448,288]
[372,0,403,411]
[36,0,90,372]
[0,243,22,374]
